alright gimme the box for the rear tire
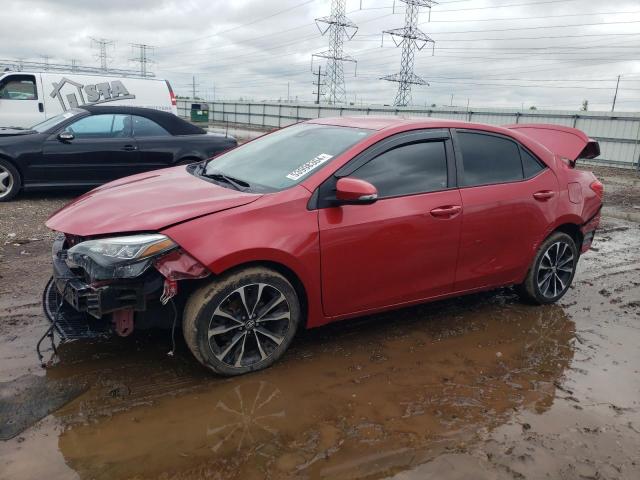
[0,158,20,202]
[183,267,300,376]
[517,232,578,305]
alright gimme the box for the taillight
[165,80,177,106]
[590,179,604,199]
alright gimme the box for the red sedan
[45,117,603,375]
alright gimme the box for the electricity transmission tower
[311,0,358,104]
[130,43,154,77]
[41,55,50,71]
[91,38,114,71]
[381,0,436,107]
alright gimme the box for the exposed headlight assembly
[67,234,177,280]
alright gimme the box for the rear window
[205,123,372,191]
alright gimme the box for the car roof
[307,115,509,134]
[80,105,205,136]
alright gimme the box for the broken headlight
[67,234,177,280]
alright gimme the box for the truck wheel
[183,267,301,376]
[0,159,20,202]
[516,232,578,305]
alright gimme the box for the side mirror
[335,178,378,205]
[57,132,74,142]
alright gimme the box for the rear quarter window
[521,148,546,178]
[457,132,523,186]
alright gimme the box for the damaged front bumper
[51,234,164,320]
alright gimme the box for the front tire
[517,232,578,305]
[183,267,300,376]
[0,159,20,202]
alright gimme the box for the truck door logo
[50,77,136,111]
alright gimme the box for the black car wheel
[517,232,578,304]
[0,159,20,202]
[183,267,301,376]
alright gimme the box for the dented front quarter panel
[161,185,326,328]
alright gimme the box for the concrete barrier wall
[178,100,640,168]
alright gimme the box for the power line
[162,0,317,49]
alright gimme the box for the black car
[0,106,236,201]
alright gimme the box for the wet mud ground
[1,187,640,479]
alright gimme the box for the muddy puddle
[1,218,639,479]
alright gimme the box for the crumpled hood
[46,166,262,236]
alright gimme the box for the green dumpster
[190,103,209,123]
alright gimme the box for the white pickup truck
[0,71,178,128]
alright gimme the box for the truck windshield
[203,123,372,191]
[31,109,83,133]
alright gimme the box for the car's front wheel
[517,232,578,304]
[0,159,20,202]
[183,267,301,376]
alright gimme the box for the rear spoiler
[504,124,600,165]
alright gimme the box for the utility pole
[612,74,621,112]
[71,59,79,73]
[91,38,114,71]
[183,76,200,100]
[311,0,358,104]
[130,43,154,77]
[381,0,436,107]
[313,66,325,104]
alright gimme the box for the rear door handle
[533,190,555,201]
[122,145,138,151]
[430,205,462,218]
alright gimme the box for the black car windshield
[203,123,372,191]
[31,109,83,133]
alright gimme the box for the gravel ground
[0,169,639,480]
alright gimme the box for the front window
[203,123,372,191]
[0,75,37,100]
[63,114,131,138]
[30,109,83,133]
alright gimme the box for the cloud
[1,0,639,111]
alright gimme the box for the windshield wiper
[202,169,251,191]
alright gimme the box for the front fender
[161,187,326,328]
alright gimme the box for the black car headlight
[67,234,177,280]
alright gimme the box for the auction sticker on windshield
[286,153,333,181]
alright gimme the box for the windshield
[204,123,372,191]
[31,109,83,133]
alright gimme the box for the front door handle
[533,190,555,201]
[122,145,138,151]
[38,102,44,113]
[430,205,462,218]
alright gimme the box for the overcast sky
[2,0,639,111]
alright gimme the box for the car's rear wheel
[517,232,578,304]
[183,267,300,376]
[0,159,20,202]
